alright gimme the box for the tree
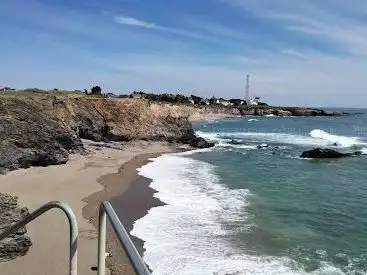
[209,97,218,105]
[91,86,102,95]
[190,95,203,105]
[175,94,190,104]
[230,98,243,106]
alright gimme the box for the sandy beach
[83,152,172,274]
[0,141,176,275]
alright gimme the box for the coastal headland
[0,91,345,274]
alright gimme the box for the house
[248,97,261,106]
[106,92,118,99]
[219,99,233,107]
[188,97,195,104]
[131,91,143,99]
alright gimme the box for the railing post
[97,201,150,275]
[0,201,78,275]
[98,207,107,275]
[65,203,78,275]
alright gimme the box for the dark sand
[82,152,170,275]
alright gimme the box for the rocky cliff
[0,194,32,261]
[0,95,213,172]
[238,105,344,116]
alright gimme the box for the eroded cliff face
[0,96,212,172]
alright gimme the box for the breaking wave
[131,153,348,274]
[196,130,366,149]
[309,129,365,148]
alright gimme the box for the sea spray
[309,129,365,147]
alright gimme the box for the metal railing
[0,200,149,275]
[0,201,78,275]
[98,201,150,275]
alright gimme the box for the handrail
[0,201,78,275]
[98,201,150,275]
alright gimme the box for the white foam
[196,130,367,149]
[248,118,259,122]
[195,131,227,143]
[176,147,215,156]
[218,143,258,150]
[265,114,276,117]
[361,148,367,155]
[195,131,260,150]
[132,153,346,275]
[309,129,365,148]
[220,132,327,147]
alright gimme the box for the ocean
[131,109,367,275]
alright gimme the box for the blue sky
[1,0,367,107]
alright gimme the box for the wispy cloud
[113,15,254,46]
[280,48,308,59]
[222,0,367,56]
[114,16,166,30]
[2,0,367,107]
[114,15,208,40]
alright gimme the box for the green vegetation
[90,86,102,95]
[0,88,84,97]
[0,86,266,107]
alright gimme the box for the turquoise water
[132,109,367,275]
[193,111,367,274]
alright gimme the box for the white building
[131,92,143,99]
[248,97,261,106]
[219,99,232,107]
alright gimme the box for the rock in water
[257,143,269,149]
[300,148,351,159]
[178,132,215,148]
[229,140,242,145]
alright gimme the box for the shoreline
[82,152,171,274]
[0,141,177,275]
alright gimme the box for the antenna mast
[245,74,250,102]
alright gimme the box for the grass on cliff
[0,89,86,98]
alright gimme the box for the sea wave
[131,153,348,274]
[196,130,366,148]
[309,129,365,148]
[196,131,323,147]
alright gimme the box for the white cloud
[114,16,166,30]
[113,15,211,40]
[85,51,367,107]
[222,0,367,56]
[280,49,308,59]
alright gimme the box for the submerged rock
[257,144,269,149]
[300,148,358,159]
[229,139,243,145]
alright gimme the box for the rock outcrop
[238,106,344,117]
[0,96,213,172]
[0,194,32,261]
[178,130,215,148]
[300,148,359,159]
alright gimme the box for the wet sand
[82,152,169,274]
[0,141,176,275]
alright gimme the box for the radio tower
[245,74,250,102]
